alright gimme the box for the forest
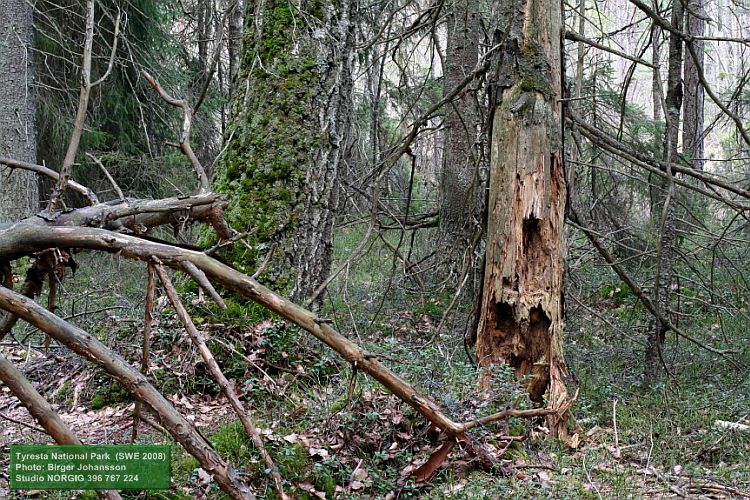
[0,0,748,497]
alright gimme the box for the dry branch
[0,284,255,499]
[0,223,577,440]
[132,264,156,442]
[0,157,98,204]
[153,261,286,499]
[46,0,96,214]
[141,70,210,192]
[0,353,122,500]
[181,261,226,308]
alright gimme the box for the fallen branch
[0,352,122,500]
[0,223,578,443]
[153,261,286,499]
[132,263,156,443]
[714,420,750,432]
[0,284,255,499]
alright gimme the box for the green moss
[212,0,324,294]
[90,380,130,410]
[518,42,554,98]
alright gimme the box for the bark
[0,284,255,499]
[438,0,482,283]
[646,0,683,383]
[217,0,355,307]
[291,0,355,305]
[683,0,705,173]
[0,0,39,222]
[475,0,570,438]
[227,0,243,93]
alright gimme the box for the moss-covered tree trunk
[217,0,354,306]
[476,0,569,438]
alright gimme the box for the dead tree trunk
[475,0,570,438]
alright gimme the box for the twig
[91,7,121,87]
[568,209,745,366]
[86,153,125,201]
[612,399,621,459]
[0,412,46,433]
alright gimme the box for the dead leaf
[284,433,299,443]
[413,440,455,483]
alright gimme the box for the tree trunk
[476,0,569,437]
[227,0,243,93]
[683,0,704,173]
[646,0,684,383]
[216,0,355,307]
[0,0,39,222]
[438,0,482,284]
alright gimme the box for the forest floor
[0,243,749,499]
[1,296,749,499]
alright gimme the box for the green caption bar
[9,444,171,490]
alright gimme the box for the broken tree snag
[476,0,571,437]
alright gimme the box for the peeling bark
[476,0,570,437]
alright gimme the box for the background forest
[0,0,749,498]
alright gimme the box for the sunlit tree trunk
[476,0,570,438]
[0,0,39,222]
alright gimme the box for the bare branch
[132,263,155,443]
[141,70,210,192]
[0,157,98,205]
[181,260,227,308]
[154,261,286,499]
[46,0,96,214]
[91,6,122,87]
[86,153,125,201]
